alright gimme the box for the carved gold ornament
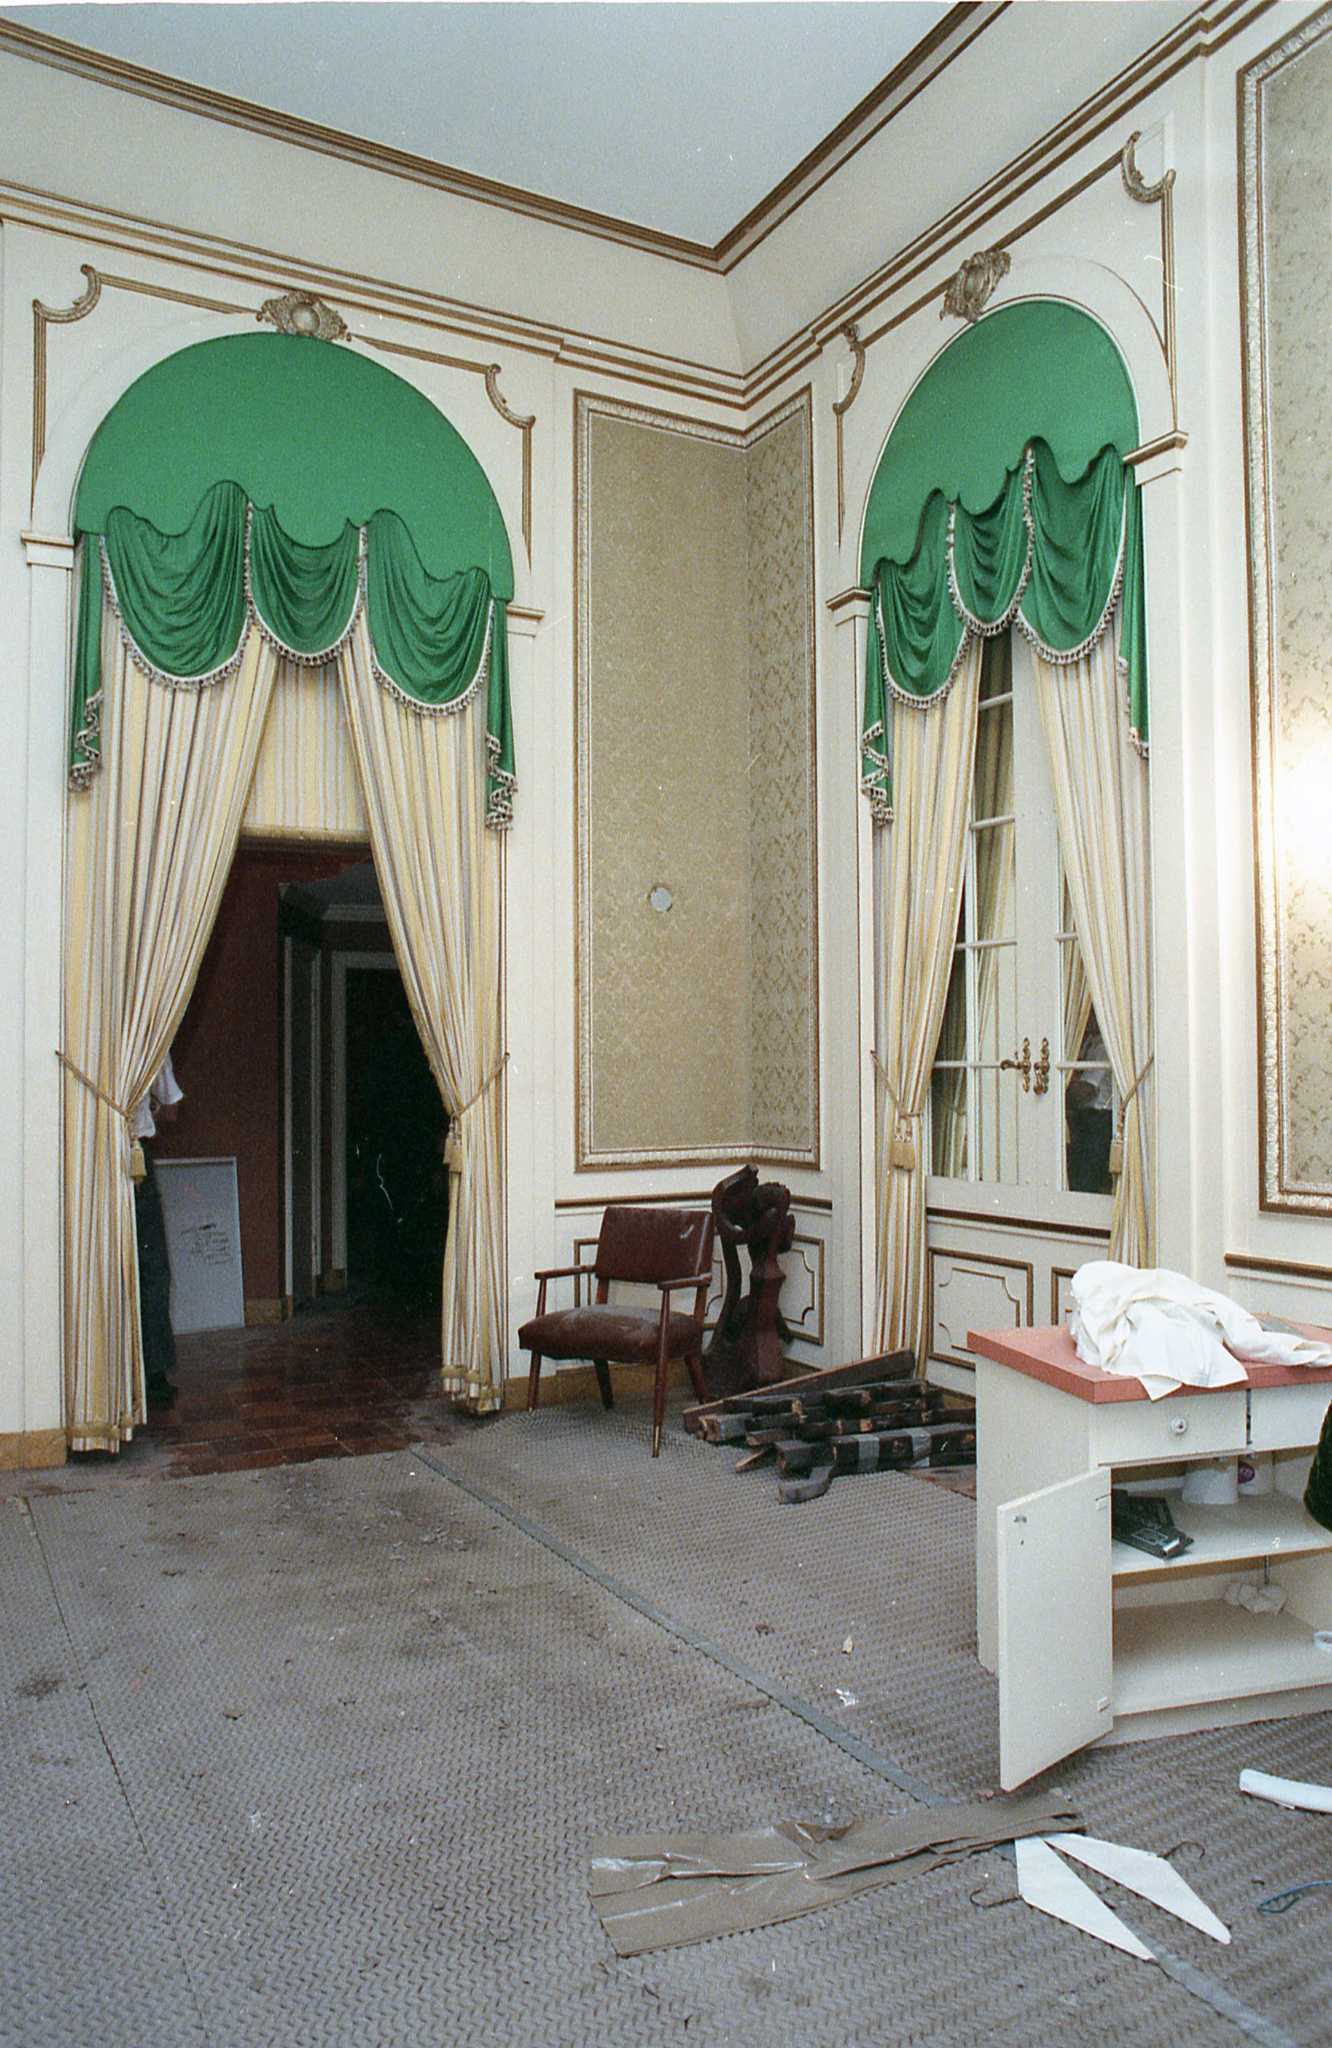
[257,290,349,342]
[940,248,1010,324]
[1120,130,1176,205]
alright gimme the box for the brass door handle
[1033,1036,1051,1095]
[999,1038,1032,1092]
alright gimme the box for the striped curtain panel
[337,617,507,1411]
[62,613,279,1448]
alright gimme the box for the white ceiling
[3,2,954,243]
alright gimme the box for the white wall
[1,0,1326,1453]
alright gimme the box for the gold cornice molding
[0,8,997,279]
[5,0,1280,441]
[826,586,872,618]
[1124,429,1190,468]
[0,18,719,272]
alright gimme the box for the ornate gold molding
[364,336,536,564]
[1120,128,1179,425]
[31,262,101,506]
[30,264,253,512]
[939,246,1010,323]
[1119,128,1176,205]
[832,324,866,542]
[29,259,537,567]
[484,365,536,562]
[1240,5,1332,1215]
[257,288,348,341]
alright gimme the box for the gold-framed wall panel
[1239,5,1332,1213]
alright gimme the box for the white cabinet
[972,1332,1332,1790]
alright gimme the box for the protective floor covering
[2,1398,1328,2047]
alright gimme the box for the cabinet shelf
[1114,1599,1332,1715]
[1111,1493,1332,1580]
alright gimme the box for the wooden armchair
[519,1206,715,1455]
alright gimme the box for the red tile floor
[12,1300,465,1497]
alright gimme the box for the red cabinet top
[968,1322,1332,1403]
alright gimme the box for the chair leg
[593,1359,614,1410]
[651,1350,669,1458]
[527,1352,543,1410]
[684,1349,708,1402]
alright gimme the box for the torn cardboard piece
[588,1796,1079,1956]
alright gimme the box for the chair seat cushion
[518,1305,702,1363]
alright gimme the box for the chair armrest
[533,1262,598,1282]
[654,1271,715,1292]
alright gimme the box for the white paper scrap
[1239,1769,1332,1815]
[1014,1836,1154,1962]
[1045,1833,1230,1944]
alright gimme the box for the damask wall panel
[1242,11,1332,1209]
[746,407,819,1160]
[579,406,753,1161]
[576,393,818,1167]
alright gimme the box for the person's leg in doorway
[135,1151,177,1404]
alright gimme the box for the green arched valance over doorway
[859,301,1147,819]
[70,333,517,824]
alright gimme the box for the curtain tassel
[444,1053,510,1177]
[870,1049,919,1172]
[1109,1054,1154,1178]
[56,1050,146,1179]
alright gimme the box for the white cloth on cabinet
[1069,1260,1332,1399]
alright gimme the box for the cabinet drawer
[1091,1392,1247,1465]
[1249,1382,1332,1453]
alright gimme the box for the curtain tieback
[443,1054,509,1175]
[55,1050,147,1181]
[1109,1054,1154,1177]
[869,1049,920,1173]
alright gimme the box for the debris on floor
[1014,1831,1230,1962]
[588,1795,1079,1955]
[1240,1768,1332,1814]
[687,1353,975,1502]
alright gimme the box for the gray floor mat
[1,1413,1325,2046]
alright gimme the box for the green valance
[71,482,515,828]
[861,441,1147,822]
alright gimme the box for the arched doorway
[60,331,516,1451]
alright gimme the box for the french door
[924,632,1118,1388]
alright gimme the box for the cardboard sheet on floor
[588,1796,1079,1956]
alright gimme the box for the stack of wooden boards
[683,1350,977,1503]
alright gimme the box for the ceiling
[2,2,954,244]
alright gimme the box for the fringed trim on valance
[369,602,492,723]
[244,511,365,670]
[946,448,1035,641]
[1013,490,1128,670]
[69,691,103,791]
[485,729,517,832]
[874,586,973,712]
[100,537,248,693]
[860,718,893,826]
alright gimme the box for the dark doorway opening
[344,966,448,1310]
[138,841,454,1475]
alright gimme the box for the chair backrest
[595,1206,714,1286]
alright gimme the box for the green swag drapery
[861,440,1147,821]
[69,480,515,828]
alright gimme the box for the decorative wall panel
[576,393,817,1167]
[1242,9,1332,1210]
[746,408,819,1159]
[243,663,370,842]
[928,1249,1033,1368]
